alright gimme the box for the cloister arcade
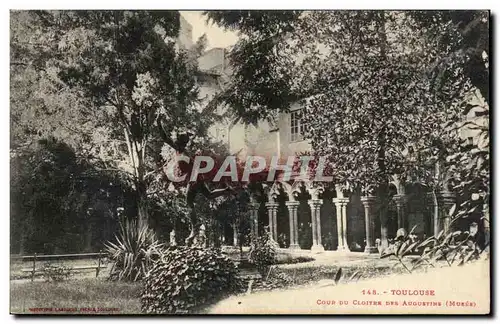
[228,178,457,253]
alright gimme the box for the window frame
[290,109,307,142]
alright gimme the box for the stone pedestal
[332,197,350,251]
[285,201,300,249]
[169,230,177,247]
[361,196,378,254]
[308,199,324,252]
[265,202,279,241]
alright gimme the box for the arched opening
[320,189,336,251]
[296,187,312,249]
[406,183,430,238]
[346,188,365,252]
[387,183,399,239]
[276,187,290,248]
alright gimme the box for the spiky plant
[105,219,166,281]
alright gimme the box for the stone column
[333,198,350,251]
[340,199,349,252]
[440,191,456,233]
[285,201,300,249]
[265,202,279,241]
[333,198,343,250]
[249,202,260,239]
[427,192,440,235]
[361,196,378,254]
[308,199,324,252]
[393,194,407,230]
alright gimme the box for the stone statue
[195,224,207,248]
[169,230,177,247]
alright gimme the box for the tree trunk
[125,127,149,231]
[137,180,148,229]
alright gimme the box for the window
[290,110,307,142]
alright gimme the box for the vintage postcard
[10,9,490,315]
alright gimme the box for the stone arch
[291,180,307,199]
[265,182,281,203]
[390,174,406,196]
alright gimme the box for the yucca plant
[105,219,166,282]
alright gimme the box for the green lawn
[10,278,141,315]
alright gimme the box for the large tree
[207,10,479,247]
[11,10,219,229]
[10,137,137,254]
[410,11,489,106]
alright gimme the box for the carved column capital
[265,202,279,210]
[361,196,377,206]
[285,201,300,208]
[393,194,407,206]
[332,197,349,206]
[308,199,323,208]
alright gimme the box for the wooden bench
[16,251,107,281]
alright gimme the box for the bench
[16,251,107,281]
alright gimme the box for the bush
[141,246,240,314]
[105,219,166,281]
[248,234,279,276]
[40,263,72,282]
